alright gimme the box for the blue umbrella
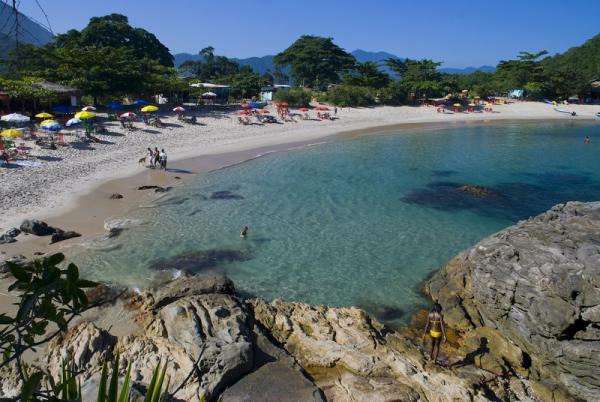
[133,100,148,106]
[53,105,73,113]
[66,118,82,127]
[107,101,123,110]
[249,101,264,109]
[41,122,62,131]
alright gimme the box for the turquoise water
[71,121,600,326]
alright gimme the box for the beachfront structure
[260,84,291,102]
[190,82,230,104]
[0,81,82,114]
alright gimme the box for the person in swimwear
[423,302,447,364]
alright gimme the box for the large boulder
[19,219,57,236]
[427,201,600,401]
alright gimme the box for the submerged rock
[457,185,498,197]
[210,191,244,200]
[148,249,248,274]
[427,201,600,401]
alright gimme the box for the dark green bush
[273,88,312,107]
[324,85,375,107]
[378,81,408,105]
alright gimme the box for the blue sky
[16,0,600,67]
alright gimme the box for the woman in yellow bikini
[423,302,447,364]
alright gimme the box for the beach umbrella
[173,106,185,112]
[81,105,96,111]
[239,110,251,115]
[1,129,23,138]
[299,108,310,112]
[133,100,148,105]
[202,92,217,97]
[35,112,53,119]
[141,105,159,113]
[1,113,30,123]
[249,102,263,109]
[107,101,123,110]
[52,105,73,114]
[314,106,329,111]
[278,102,289,107]
[120,112,136,118]
[257,109,269,114]
[453,103,462,107]
[474,96,480,99]
[66,118,82,127]
[40,121,62,131]
[468,103,476,107]
[75,111,96,119]
[241,103,252,109]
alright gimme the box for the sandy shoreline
[1,101,598,258]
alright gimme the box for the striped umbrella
[120,112,136,118]
[81,106,96,111]
[41,121,62,131]
[66,118,82,127]
[173,106,185,112]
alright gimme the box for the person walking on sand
[147,147,155,167]
[159,148,167,170]
[240,226,248,238]
[154,147,160,167]
[423,302,447,365]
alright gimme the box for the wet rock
[19,219,57,236]
[154,186,171,193]
[151,274,235,309]
[457,185,498,197]
[210,191,244,200]
[0,254,28,273]
[0,234,17,244]
[5,228,21,238]
[137,185,162,190]
[148,249,248,274]
[50,230,81,244]
[427,201,600,401]
[109,193,124,199]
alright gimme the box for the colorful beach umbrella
[173,106,185,112]
[1,129,23,138]
[40,121,62,131]
[120,112,136,118]
[453,103,462,107]
[257,109,269,114]
[298,108,310,112]
[239,110,251,115]
[241,103,252,109]
[35,112,53,119]
[314,106,329,111]
[141,105,159,113]
[74,111,96,119]
[81,105,96,111]
[1,113,30,123]
[66,118,82,127]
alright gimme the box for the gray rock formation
[427,201,600,401]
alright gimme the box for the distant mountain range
[0,2,54,58]
[173,49,496,76]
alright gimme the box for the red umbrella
[120,112,136,118]
[241,103,252,109]
[279,102,289,107]
[239,110,251,115]
[299,108,310,112]
[314,106,329,111]
[257,109,269,114]
[173,106,185,112]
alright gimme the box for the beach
[1,101,598,256]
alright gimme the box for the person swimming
[240,226,248,238]
[584,136,590,144]
[423,301,447,364]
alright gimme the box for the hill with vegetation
[0,1,54,58]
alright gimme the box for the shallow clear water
[70,121,600,326]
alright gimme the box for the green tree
[401,59,444,99]
[224,71,268,100]
[55,14,173,67]
[492,50,548,97]
[273,88,312,107]
[325,84,375,107]
[274,35,356,89]
[385,58,408,78]
[343,62,390,89]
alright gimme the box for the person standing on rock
[423,302,447,365]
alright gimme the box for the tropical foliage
[272,88,312,107]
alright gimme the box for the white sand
[1,101,598,231]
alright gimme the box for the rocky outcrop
[427,201,600,401]
[19,219,57,236]
[50,230,82,244]
[249,299,514,402]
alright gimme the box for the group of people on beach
[146,147,167,170]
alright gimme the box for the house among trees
[0,80,82,114]
[260,84,291,102]
[34,81,83,106]
[189,82,231,104]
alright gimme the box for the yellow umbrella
[141,105,159,113]
[453,103,462,107]
[1,128,23,138]
[35,112,53,118]
[40,119,58,126]
[74,111,96,119]
[468,103,476,106]
[474,96,481,99]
